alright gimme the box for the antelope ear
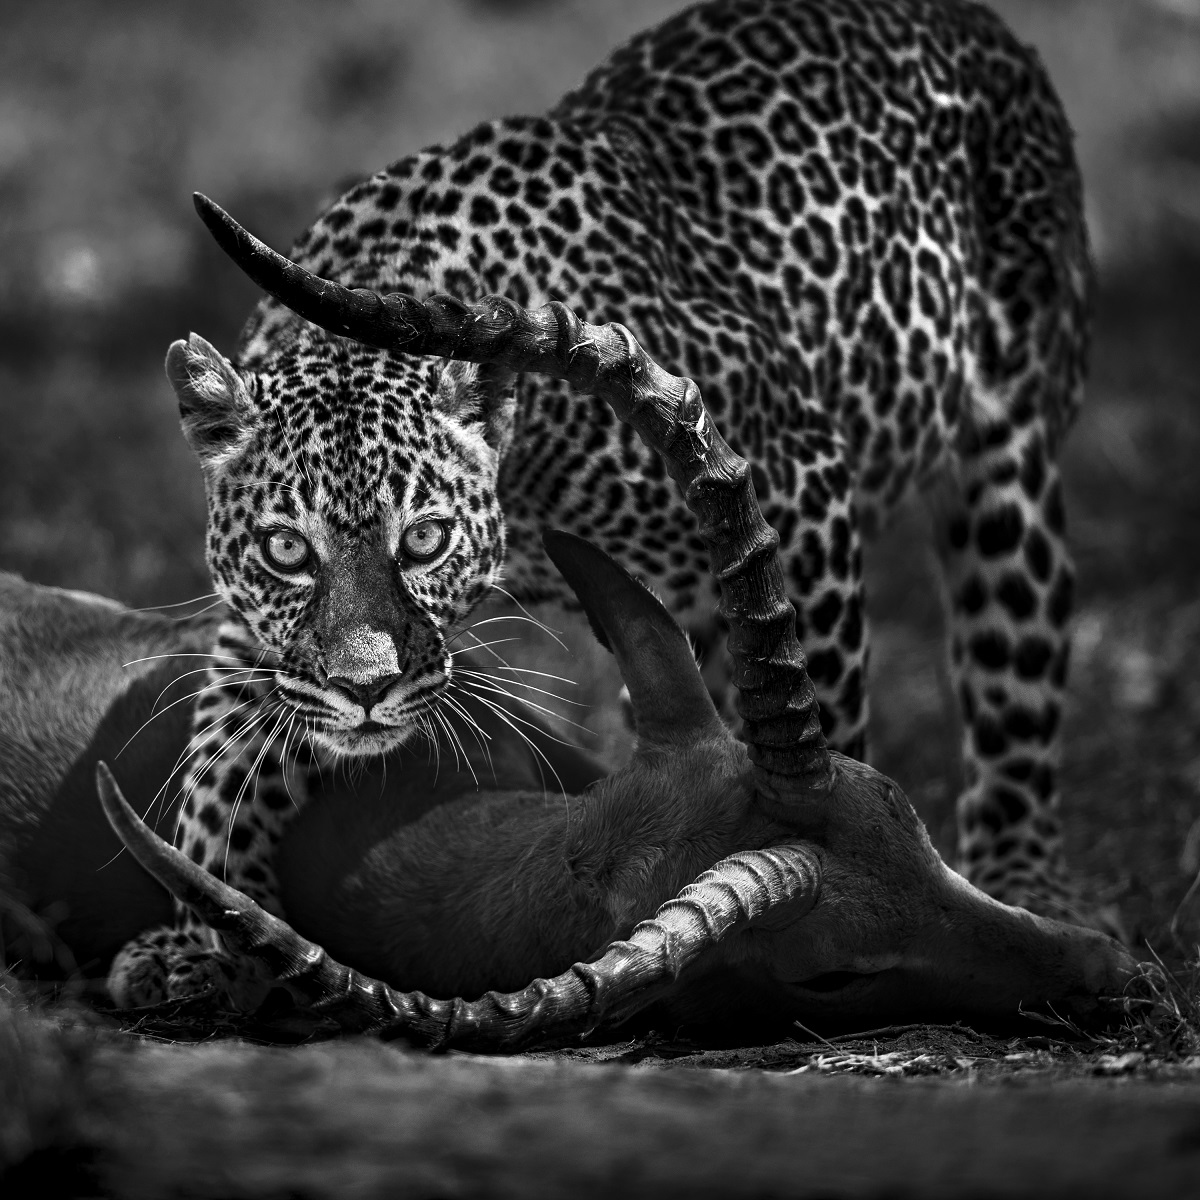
[165,334,256,467]
[435,360,517,458]
[542,530,723,747]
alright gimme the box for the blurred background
[1,0,1198,949]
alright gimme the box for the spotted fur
[109,0,1098,1008]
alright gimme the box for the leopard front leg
[107,661,313,1010]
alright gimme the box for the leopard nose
[328,673,402,713]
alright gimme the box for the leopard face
[168,332,513,757]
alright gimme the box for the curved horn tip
[193,191,221,220]
[192,192,239,244]
[95,760,162,863]
[95,759,124,820]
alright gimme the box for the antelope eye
[262,531,311,571]
[400,519,449,563]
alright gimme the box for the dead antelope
[95,204,1136,1049]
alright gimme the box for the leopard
[108,0,1099,1009]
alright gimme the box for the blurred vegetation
[1,0,1198,952]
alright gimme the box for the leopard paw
[107,932,176,1008]
[107,927,271,1011]
[166,946,272,1011]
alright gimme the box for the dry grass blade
[1105,949,1200,1061]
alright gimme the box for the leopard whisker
[455,686,568,799]
[455,666,584,709]
[115,672,271,761]
[303,717,325,786]
[451,626,517,659]
[272,408,315,495]
[224,702,291,882]
[184,688,281,776]
[436,692,494,783]
[278,714,303,811]
[164,597,227,622]
[127,591,220,615]
[487,586,570,651]
[437,690,495,755]
[426,714,443,785]
[173,706,276,849]
[430,701,479,788]
[450,629,579,690]
[454,679,591,750]
[421,708,447,783]
[142,732,198,827]
[95,722,202,874]
[121,651,278,669]
[151,665,276,696]
[447,634,524,658]
[426,710,447,783]
[456,676,591,735]
[467,662,579,686]
[231,480,308,503]
[139,680,286,829]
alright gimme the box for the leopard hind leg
[926,428,1117,931]
[930,23,1125,934]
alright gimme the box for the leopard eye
[262,530,311,572]
[400,519,449,563]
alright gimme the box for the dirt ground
[2,1,1200,1192]
[2,982,1199,1198]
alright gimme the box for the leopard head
[165,330,516,757]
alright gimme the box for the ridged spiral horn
[97,763,821,1051]
[194,192,831,795]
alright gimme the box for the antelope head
[95,196,1137,1050]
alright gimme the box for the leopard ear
[434,359,516,458]
[165,334,256,467]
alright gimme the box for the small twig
[790,1019,840,1052]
